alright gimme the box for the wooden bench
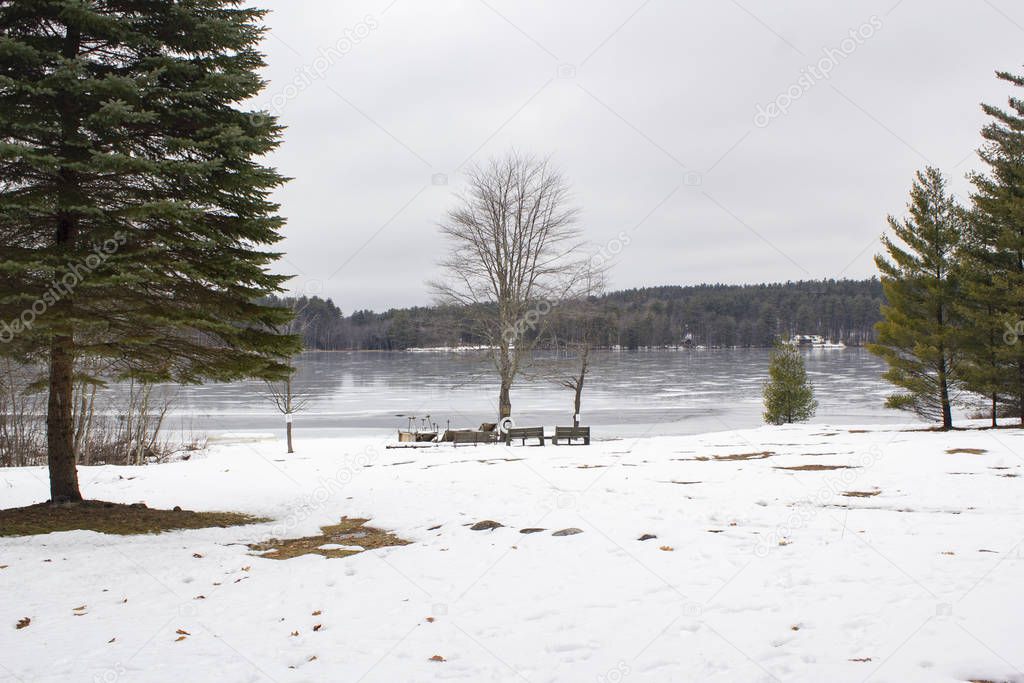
[552,426,590,445]
[451,430,496,447]
[504,426,545,446]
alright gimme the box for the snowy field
[2,423,1023,682]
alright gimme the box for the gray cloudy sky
[253,0,1022,312]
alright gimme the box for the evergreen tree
[960,67,1024,424]
[868,168,964,429]
[763,341,817,425]
[957,215,1008,426]
[0,1,300,501]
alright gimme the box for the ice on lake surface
[130,348,914,439]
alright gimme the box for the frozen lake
[153,348,912,439]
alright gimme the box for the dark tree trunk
[1019,361,1024,426]
[286,418,294,454]
[47,336,81,502]
[992,394,998,429]
[46,24,83,502]
[938,350,952,431]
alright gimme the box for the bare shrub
[0,359,46,467]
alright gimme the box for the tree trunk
[991,393,997,429]
[47,336,82,502]
[1019,361,1024,427]
[286,418,294,454]
[47,23,83,501]
[938,354,952,431]
[498,377,512,420]
[573,382,582,428]
[573,345,588,428]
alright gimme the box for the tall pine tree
[0,1,300,501]
[960,67,1024,425]
[869,168,964,430]
[957,214,1008,426]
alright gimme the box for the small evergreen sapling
[763,342,817,425]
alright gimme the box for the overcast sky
[252,0,1023,312]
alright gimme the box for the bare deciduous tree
[264,298,310,453]
[431,152,588,420]
[265,373,309,454]
[550,268,606,427]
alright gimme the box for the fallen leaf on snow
[429,655,446,662]
[312,610,321,616]
[659,546,674,552]
[174,636,187,642]
[312,624,322,632]
[16,617,30,630]
[290,630,299,637]
[425,617,435,623]
[176,629,190,636]
[192,553,203,559]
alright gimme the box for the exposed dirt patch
[946,448,987,455]
[775,465,859,472]
[843,490,881,498]
[0,500,264,537]
[249,517,409,560]
[692,451,775,462]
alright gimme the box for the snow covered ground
[2,423,1023,682]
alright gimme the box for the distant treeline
[269,279,884,351]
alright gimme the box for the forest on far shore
[269,278,884,351]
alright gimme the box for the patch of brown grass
[775,465,858,472]
[692,451,775,462]
[946,448,987,455]
[249,517,409,560]
[0,500,264,537]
